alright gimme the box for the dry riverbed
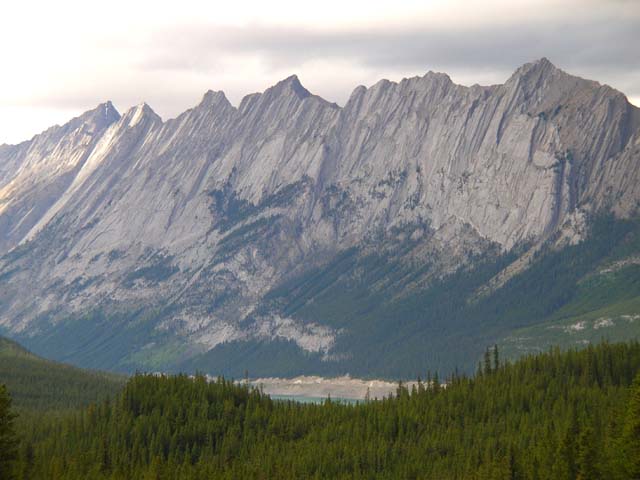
[248,375,418,400]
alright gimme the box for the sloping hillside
[0,336,125,410]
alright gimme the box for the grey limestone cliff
[0,58,638,373]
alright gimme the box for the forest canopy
[1,341,639,479]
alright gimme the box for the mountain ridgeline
[0,58,639,377]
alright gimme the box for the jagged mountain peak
[505,57,566,87]
[421,70,453,83]
[122,102,162,128]
[0,101,120,150]
[262,74,340,107]
[501,57,605,115]
[237,74,340,117]
[64,101,121,133]
[511,57,558,77]
[87,101,121,124]
[102,100,120,118]
[199,90,233,109]
[0,59,639,378]
[528,56,556,70]
[355,70,456,102]
[272,74,311,99]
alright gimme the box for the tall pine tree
[0,384,18,480]
[622,371,640,478]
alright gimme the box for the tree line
[1,341,640,479]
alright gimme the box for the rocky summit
[1,58,639,377]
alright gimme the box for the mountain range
[1,58,639,378]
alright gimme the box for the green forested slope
[0,336,126,411]
[6,341,640,479]
[501,263,640,357]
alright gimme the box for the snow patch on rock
[593,317,614,329]
[562,321,586,333]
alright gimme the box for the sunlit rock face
[0,59,638,371]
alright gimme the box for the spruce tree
[0,384,18,480]
[576,426,599,480]
[484,347,492,375]
[622,371,640,478]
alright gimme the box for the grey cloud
[16,3,640,115]
[140,7,640,98]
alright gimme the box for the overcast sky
[0,0,638,144]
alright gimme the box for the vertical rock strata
[0,59,638,369]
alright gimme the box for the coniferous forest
[0,341,639,479]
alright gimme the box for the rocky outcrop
[0,59,638,370]
[0,102,120,253]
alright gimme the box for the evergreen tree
[560,404,579,480]
[576,426,599,480]
[433,371,441,393]
[0,384,18,480]
[622,371,640,478]
[484,347,492,375]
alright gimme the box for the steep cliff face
[0,59,638,375]
[0,103,120,253]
